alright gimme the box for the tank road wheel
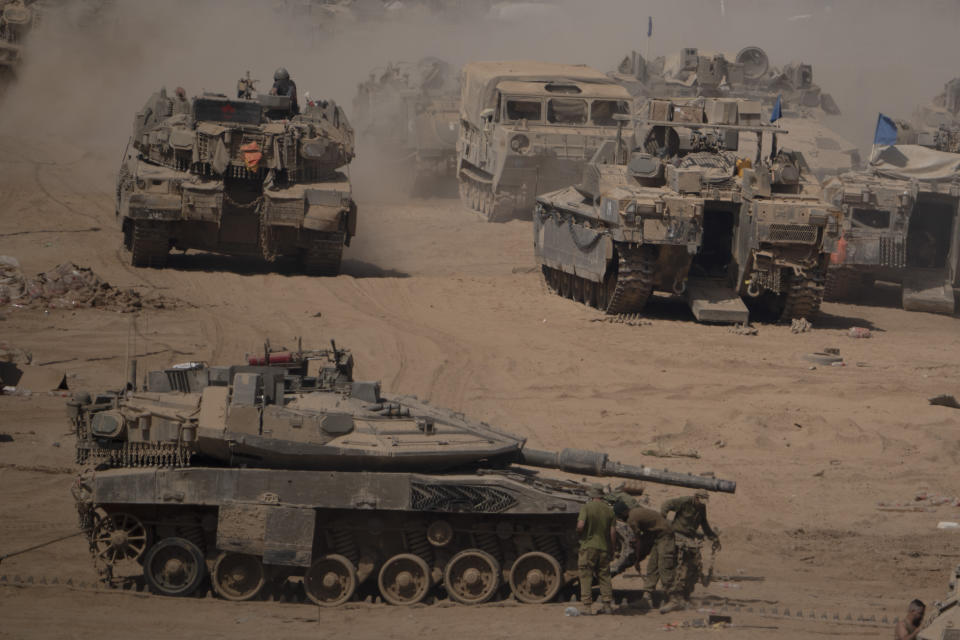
[443,549,501,605]
[211,552,265,602]
[92,512,150,566]
[378,553,431,605]
[143,537,207,597]
[129,221,169,268]
[300,231,344,276]
[304,554,357,607]
[508,551,562,604]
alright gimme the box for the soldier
[577,484,616,615]
[172,87,190,116]
[270,67,300,115]
[661,490,720,607]
[612,501,680,611]
[895,599,926,640]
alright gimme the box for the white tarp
[870,144,960,182]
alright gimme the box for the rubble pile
[0,257,170,312]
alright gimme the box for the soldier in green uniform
[613,501,680,611]
[577,484,616,615]
[660,490,720,609]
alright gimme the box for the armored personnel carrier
[457,61,632,222]
[896,77,960,154]
[534,97,838,324]
[821,145,960,314]
[116,77,356,275]
[71,340,734,605]
[353,58,461,195]
[611,46,860,179]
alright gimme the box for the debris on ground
[0,257,172,312]
[728,323,757,336]
[848,327,871,338]
[791,318,811,333]
[590,313,652,326]
[877,491,960,511]
[936,522,959,530]
[642,448,701,459]
[929,394,960,409]
[803,351,843,366]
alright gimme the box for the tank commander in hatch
[270,67,300,115]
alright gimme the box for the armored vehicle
[353,58,461,195]
[71,340,734,606]
[821,145,960,314]
[116,78,356,275]
[611,46,860,179]
[457,61,632,222]
[897,77,960,154]
[919,564,960,640]
[0,0,37,86]
[534,97,837,324]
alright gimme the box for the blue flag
[873,113,898,146]
[770,95,782,123]
[647,16,653,37]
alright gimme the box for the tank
[610,46,860,179]
[70,340,735,606]
[456,61,633,222]
[821,145,960,314]
[534,97,839,324]
[116,76,357,275]
[919,564,960,640]
[353,58,461,195]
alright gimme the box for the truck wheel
[128,221,169,268]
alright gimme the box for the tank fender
[303,189,350,232]
[533,209,611,283]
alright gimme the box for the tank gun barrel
[519,448,736,494]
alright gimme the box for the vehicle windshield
[591,100,630,126]
[504,99,543,123]
[547,98,587,124]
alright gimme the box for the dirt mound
[0,257,172,312]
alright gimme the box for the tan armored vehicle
[898,77,960,154]
[919,564,960,640]
[534,97,838,323]
[457,61,632,221]
[71,340,734,605]
[117,78,356,275]
[822,145,960,313]
[611,46,860,179]
[353,58,460,194]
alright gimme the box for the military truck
[116,78,356,275]
[353,58,461,195]
[611,46,860,179]
[456,61,632,222]
[821,145,960,314]
[71,340,734,605]
[534,97,838,323]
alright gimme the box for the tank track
[823,267,861,302]
[0,572,902,625]
[779,273,825,322]
[299,231,344,276]
[542,245,656,315]
[458,174,519,223]
[129,221,169,268]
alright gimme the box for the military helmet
[274,67,290,82]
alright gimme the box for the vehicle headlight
[510,134,530,153]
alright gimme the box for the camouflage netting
[0,257,171,311]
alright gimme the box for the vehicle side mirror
[480,108,495,126]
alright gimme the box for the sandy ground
[1,131,959,639]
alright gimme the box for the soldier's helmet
[274,67,290,82]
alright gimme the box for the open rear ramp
[685,278,750,323]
